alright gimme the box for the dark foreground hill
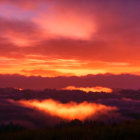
[0,119,140,140]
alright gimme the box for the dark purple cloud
[0,74,140,90]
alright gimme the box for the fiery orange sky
[0,0,140,77]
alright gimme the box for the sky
[0,0,140,77]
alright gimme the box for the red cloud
[0,0,140,76]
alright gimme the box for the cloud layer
[0,74,140,90]
[1,87,140,128]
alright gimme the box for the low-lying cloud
[0,88,140,128]
[12,99,117,121]
[63,86,113,93]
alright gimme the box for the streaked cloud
[0,0,139,77]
